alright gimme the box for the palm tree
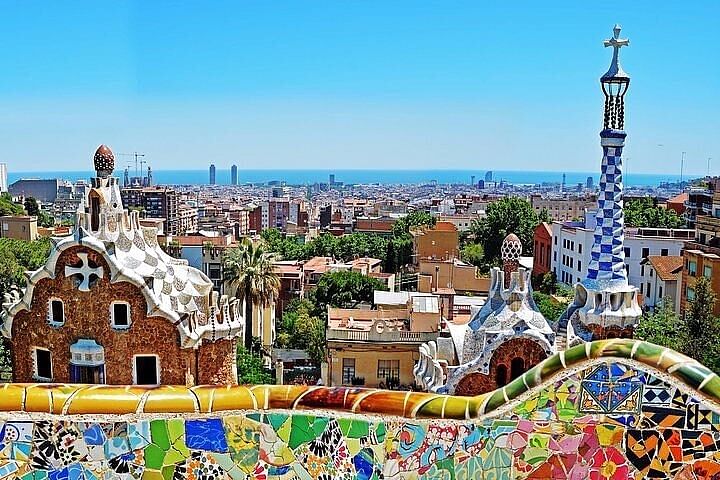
[223,239,280,350]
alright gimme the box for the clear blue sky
[0,1,718,174]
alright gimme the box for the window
[705,265,713,278]
[377,359,400,380]
[49,299,64,325]
[641,265,645,276]
[689,261,697,277]
[624,247,631,258]
[134,355,159,385]
[579,244,582,254]
[661,249,668,256]
[34,348,52,380]
[342,358,355,385]
[111,302,130,328]
[659,286,663,299]
[647,283,651,297]
[642,247,649,258]
[650,269,653,277]
[687,287,696,301]
[510,357,526,380]
[495,364,508,387]
[578,261,582,272]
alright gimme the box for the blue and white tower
[561,25,641,346]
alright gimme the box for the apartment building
[530,194,597,222]
[325,293,440,387]
[550,210,693,288]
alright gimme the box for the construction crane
[117,152,146,177]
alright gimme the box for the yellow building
[325,295,440,388]
[0,215,38,241]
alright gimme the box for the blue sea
[8,169,683,187]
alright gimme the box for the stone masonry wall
[455,338,548,396]
[197,339,237,385]
[10,246,192,385]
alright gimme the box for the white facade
[550,210,692,290]
[637,259,682,314]
[0,164,7,193]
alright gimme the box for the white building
[0,164,7,193]
[550,209,693,290]
[638,256,683,314]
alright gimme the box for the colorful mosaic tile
[2,341,720,478]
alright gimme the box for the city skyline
[0,1,717,175]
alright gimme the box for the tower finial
[601,24,630,130]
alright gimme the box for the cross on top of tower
[601,24,630,82]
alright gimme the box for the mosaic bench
[2,339,720,479]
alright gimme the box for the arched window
[510,357,526,380]
[495,364,508,387]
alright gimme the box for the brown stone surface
[197,339,237,385]
[10,245,235,385]
[587,324,634,340]
[455,338,548,396]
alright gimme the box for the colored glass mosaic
[2,340,720,478]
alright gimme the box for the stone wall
[10,246,192,385]
[196,339,236,385]
[455,337,548,395]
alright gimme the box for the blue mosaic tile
[185,418,228,452]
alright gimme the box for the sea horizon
[7,168,690,188]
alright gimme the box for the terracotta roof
[644,255,683,281]
[667,193,688,204]
[433,221,458,232]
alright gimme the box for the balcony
[326,328,437,344]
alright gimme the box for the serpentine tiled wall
[2,339,720,479]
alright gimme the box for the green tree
[236,345,273,384]
[223,239,280,349]
[684,276,720,369]
[310,270,388,317]
[532,291,568,324]
[0,237,52,376]
[537,271,558,294]
[0,193,23,216]
[470,196,540,266]
[625,198,685,229]
[460,242,484,268]
[23,197,40,216]
[635,298,685,351]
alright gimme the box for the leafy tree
[223,239,280,349]
[310,270,388,317]
[532,291,568,324]
[0,237,52,376]
[236,345,273,384]
[460,242,484,268]
[391,210,436,238]
[625,198,685,229]
[684,277,720,369]
[0,193,23,216]
[537,271,558,294]
[635,298,686,352]
[23,197,40,216]
[469,196,539,266]
[538,208,552,224]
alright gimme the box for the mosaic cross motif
[64,253,103,292]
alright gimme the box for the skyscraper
[209,164,216,185]
[231,165,238,185]
[586,176,594,189]
[0,163,7,193]
[329,174,335,185]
